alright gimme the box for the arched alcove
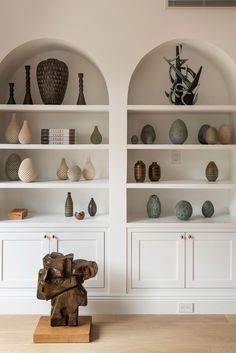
[128,39,236,105]
[0,38,109,104]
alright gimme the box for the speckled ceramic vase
[90,126,102,144]
[205,161,218,182]
[18,120,32,144]
[147,195,161,218]
[202,200,214,218]
[5,113,20,143]
[57,158,69,180]
[169,119,188,144]
[5,153,22,180]
[134,160,146,182]
[67,165,81,181]
[140,124,156,144]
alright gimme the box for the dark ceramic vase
[148,162,161,182]
[205,161,218,182]
[65,192,73,217]
[175,200,193,220]
[202,200,214,217]
[77,73,86,105]
[147,195,161,218]
[140,124,156,144]
[5,153,22,180]
[37,58,69,104]
[134,160,146,182]
[198,124,210,144]
[169,119,188,144]
[88,198,97,216]
[23,66,33,104]
[7,83,16,104]
[90,126,102,144]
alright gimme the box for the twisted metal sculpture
[37,252,98,327]
[164,44,203,105]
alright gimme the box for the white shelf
[127,214,236,228]
[0,212,109,228]
[0,144,109,150]
[127,105,236,113]
[127,144,236,150]
[0,179,109,189]
[0,104,109,113]
[127,180,236,189]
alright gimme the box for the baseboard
[1,296,236,314]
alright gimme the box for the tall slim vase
[23,65,33,104]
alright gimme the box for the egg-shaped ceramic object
[67,165,81,181]
[205,161,218,182]
[169,119,188,144]
[202,200,214,218]
[131,135,138,144]
[218,124,232,144]
[5,153,22,181]
[175,200,193,220]
[140,124,156,144]
[198,124,210,144]
[205,127,218,144]
[18,158,38,183]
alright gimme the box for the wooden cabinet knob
[188,234,192,239]
[180,235,184,239]
[52,235,56,239]
[44,234,48,239]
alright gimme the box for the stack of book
[41,129,77,144]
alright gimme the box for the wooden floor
[1,315,236,353]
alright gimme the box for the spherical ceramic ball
[198,124,210,144]
[18,158,38,183]
[169,119,188,144]
[202,200,214,218]
[175,200,193,220]
[205,127,218,144]
[131,135,138,144]
[67,165,81,181]
[218,124,232,144]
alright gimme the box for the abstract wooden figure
[37,252,98,327]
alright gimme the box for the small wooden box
[7,208,28,220]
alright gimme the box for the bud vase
[65,192,73,217]
[82,157,96,180]
[7,83,16,104]
[77,73,86,105]
[90,126,102,144]
[57,158,69,180]
[88,198,97,216]
[5,113,20,143]
[23,65,33,104]
[18,120,32,144]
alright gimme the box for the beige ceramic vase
[57,158,68,180]
[82,157,96,180]
[4,113,20,143]
[18,158,38,182]
[218,124,232,144]
[18,120,32,144]
[67,165,81,181]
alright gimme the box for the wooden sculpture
[37,252,98,327]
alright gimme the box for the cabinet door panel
[52,231,105,288]
[130,232,185,289]
[186,233,236,288]
[0,232,49,288]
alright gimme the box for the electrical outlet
[178,303,194,313]
[171,150,181,164]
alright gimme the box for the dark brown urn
[134,160,146,182]
[37,58,69,104]
[148,162,161,182]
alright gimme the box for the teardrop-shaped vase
[90,126,102,144]
[18,158,38,182]
[88,198,97,216]
[82,157,96,180]
[18,120,32,144]
[5,113,20,143]
[57,158,68,180]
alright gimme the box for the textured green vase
[147,195,161,218]
[175,200,193,220]
[90,126,102,144]
[202,200,214,218]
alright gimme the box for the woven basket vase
[37,58,69,104]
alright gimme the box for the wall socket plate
[178,303,194,313]
[171,150,181,164]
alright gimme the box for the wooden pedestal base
[33,316,92,343]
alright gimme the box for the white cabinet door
[186,232,236,288]
[0,231,49,288]
[130,232,185,289]
[51,230,105,288]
